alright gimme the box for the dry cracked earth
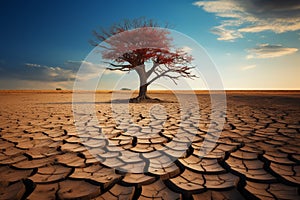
[0,91,299,200]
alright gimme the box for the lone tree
[91,18,196,102]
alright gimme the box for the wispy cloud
[24,60,126,82]
[1,60,127,87]
[25,63,76,82]
[241,64,256,71]
[180,46,193,53]
[194,0,300,41]
[246,44,298,59]
[0,60,129,89]
[211,25,243,41]
[65,60,100,81]
[25,63,42,68]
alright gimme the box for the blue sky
[0,0,299,90]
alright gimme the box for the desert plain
[0,90,299,200]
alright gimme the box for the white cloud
[6,60,126,85]
[246,44,298,59]
[1,61,128,90]
[25,63,42,68]
[25,63,76,81]
[180,46,193,53]
[194,0,300,41]
[66,60,100,81]
[241,64,256,70]
[103,69,125,75]
[239,22,300,34]
[194,1,244,18]
[211,25,243,41]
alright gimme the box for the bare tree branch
[147,69,171,85]
[106,67,130,72]
[147,64,196,85]
[146,62,159,78]
[163,74,180,85]
[102,61,133,72]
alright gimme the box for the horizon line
[0,89,300,93]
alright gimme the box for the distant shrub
[121,88,131,91]
[56,88,62,91]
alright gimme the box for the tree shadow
[104,98,174,104]
[41,98,174,105]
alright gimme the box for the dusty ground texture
[0,91,299,200]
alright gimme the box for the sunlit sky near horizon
[0,0,299,90]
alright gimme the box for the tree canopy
[91,18,196,102]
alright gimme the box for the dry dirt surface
[0,91,299,200]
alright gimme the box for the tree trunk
[133,64,150,101]
[138,83,149,100]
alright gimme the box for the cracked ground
[0,91,299,200]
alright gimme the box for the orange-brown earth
[0,91,299,199]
